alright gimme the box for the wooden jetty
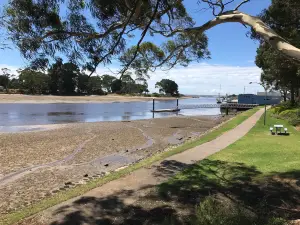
[151,108,181,113]
[178,103,259,109]
[220,103,258,109]
[150,97,258,113]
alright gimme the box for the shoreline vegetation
[0,94,191,104]
[0,108,259,225]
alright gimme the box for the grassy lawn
[0,108,260,225]
[157,111,300,224]
[209,111,300,174]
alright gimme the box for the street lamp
[249,82,267,125]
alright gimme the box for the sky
[0,0,271,95]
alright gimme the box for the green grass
[0,108,260,225]
[158,110,300,223]
[209,112,300,174]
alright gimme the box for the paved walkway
[24,108,265,225]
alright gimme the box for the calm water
[0,97,220,127]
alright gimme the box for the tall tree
[48,59,81,95]
[155,79,179,96]
[101,75,117,93]
[87,76,104,95]
[61,62,81,95]
[135,77,148,94]
[48,58,63,95]
[256,45,300,104]
[0,68,14,92]
[6,0,300,78]
[255,0,300,105]
[120,72,135,93]
[111,79,123,93]
[77,73,90,94]
[18,68,49,94]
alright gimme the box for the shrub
[272,102,300,114]
[289,117,300,126]
[162,196,290,225]
[279,109,300,118]
[270,102,300,126]
[152,92,160,97]
[191,196,255,225]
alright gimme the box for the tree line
[0,59,179,96]
[254,0,300,105]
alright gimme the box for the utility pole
[249,82,267,125]
[244,86,246,94]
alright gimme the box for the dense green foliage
[0,68,14,91]
[19,68,49,94]
[3,0,212,77]
[270,101,300,126]
[255,0,300,104]
[155,79,178,96]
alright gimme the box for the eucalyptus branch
[120,0,161,76]
[87,1,140,77]
[235,0,250,10]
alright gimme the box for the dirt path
[19,108,265,225]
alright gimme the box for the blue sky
[0,0,271,94]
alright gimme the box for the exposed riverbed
[0,113,231,214]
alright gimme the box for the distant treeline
[0,59,179,97]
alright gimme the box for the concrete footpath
[23,108,265,225]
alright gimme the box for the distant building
[238,92,281,105]
[0,86,4,92]
[238,94,257,104]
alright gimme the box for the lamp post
[249,82,267,125]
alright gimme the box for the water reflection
[0,97,220,126]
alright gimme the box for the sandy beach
[0,94,189,104]
[0,114,232,215]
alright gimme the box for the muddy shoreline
[0,114,232,214]
[0,94,190,104]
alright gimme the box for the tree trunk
[291,83,295,106]
[282,90,287,102]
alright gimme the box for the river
[0,97,220,127]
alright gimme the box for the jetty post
[153,98,155,112]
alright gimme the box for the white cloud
[146,63,263,95]
[95,63,263,95]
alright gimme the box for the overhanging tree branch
[184,11,300,63]
[235,0,250,10]
[120,0,161,76]
[150,9,300,63]
[87,1,140,77]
